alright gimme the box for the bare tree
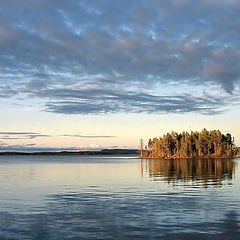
[139,138,144,157]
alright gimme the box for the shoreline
[0,150,138,156]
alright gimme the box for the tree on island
[141,129,237,159]
[138,138,144,157]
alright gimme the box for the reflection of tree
[144,159,235,187]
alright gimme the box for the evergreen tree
[145,129,237,159]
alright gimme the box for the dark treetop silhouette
[141,129,237,159]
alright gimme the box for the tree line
[140,129,237,159]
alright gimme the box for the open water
[0,155,239,239]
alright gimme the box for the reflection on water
[142,158,235,187]
[0,155,239,239]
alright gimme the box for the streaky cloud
[38,88,228,115]
[0,132,52,139]
[62,134,116,138]
[0,131,40,135]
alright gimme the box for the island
[140,129,238,159]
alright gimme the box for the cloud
[0,131,116,141]
[0,0,240,114]
[0,132,39,135]
[0,132,51,139]
[37,88,227,115]
[62,134,115,138]
[0,143,81,152]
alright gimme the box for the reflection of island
[142,158,236,187]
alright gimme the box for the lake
[0,155,239,239]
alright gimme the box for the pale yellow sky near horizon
[1,105,239,150]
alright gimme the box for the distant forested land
[140,129,237,159]
[0,149,138,155]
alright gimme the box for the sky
[0,0,240,151]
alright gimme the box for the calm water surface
[0,155,240,239]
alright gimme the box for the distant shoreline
[0,149,138,156]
